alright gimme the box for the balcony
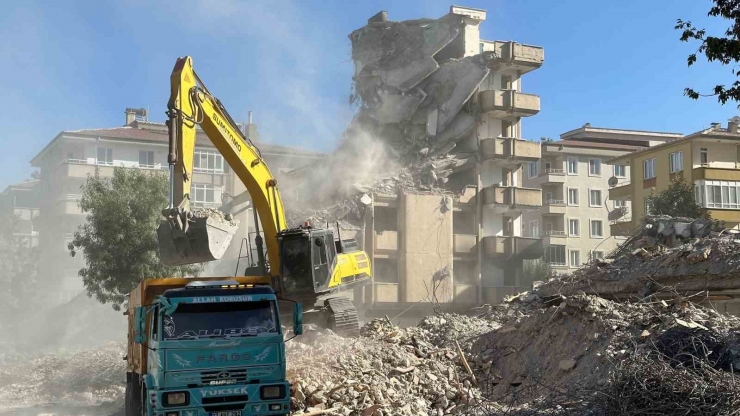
[374,231,398,252]
[54,194,83,216]
[542,199,566,215]
[609,182,631,201]
[453,234,477,255]
[541,230,567,246]
[530,168,566,187]
[487,41,544,74]
[480,137,541,164]
[693,165,740,181]
[481,236,543,260]
[57,159,167,179]
[479,90,540,120]
[610,220,635,237]
[482,186,542,213]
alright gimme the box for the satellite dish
[608,176,618,187]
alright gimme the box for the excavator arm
[157,56,285,274]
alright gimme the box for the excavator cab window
[312,232,333,291]
[280,235,314,295]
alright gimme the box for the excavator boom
[158,56,285,272]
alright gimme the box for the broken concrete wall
[283,9,500,213]
[401,194,454,303]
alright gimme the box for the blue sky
[0,0,736,188]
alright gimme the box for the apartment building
[348,6,545,322]
[0,179,40,247]
[609,119,740,235]
[30,108,323,305]
[523,125,681,272]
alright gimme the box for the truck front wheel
[125,373,142,416]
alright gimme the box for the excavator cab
[278,224,336,295]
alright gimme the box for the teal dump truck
[125,277,302,416]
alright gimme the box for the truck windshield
[162,301,278,340]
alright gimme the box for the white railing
[545,199,565,205]
[698,161,740,169]
[62,159,167,170]
[540,168,565,176]
[543,230,567,236]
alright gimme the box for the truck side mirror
[293,303,303,336]
[134,306,147,344]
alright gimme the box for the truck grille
[200,369,248,386]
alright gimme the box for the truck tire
[125,374,142,416]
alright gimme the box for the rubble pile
[463,294,740,414]
[0,342,126,410]
[536,217,740,299]
[287,314,496,416]
[287,158,456,227]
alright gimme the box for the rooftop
[31,120,324,165]
[1,180,39,194]
[544,139,644,152]
[560,124,683,142]
[608,124,740,164]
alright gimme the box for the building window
[589,189,603,207]
[695,179,740,209]
[614,164,626,178]
[569,250,581,268]
[567,157,579,175]
[591,250,604,261]
[139,150,154,167]
[194,149,225,173]
[590,220,603,238]
[191,184,221,207]
[700,148,708,166]
[669,151,684,173]
[567,188,579,206]
[568,218,580,237]
[528,162,538,179]
[614,199,627,209]
[589,158,602,176]
[544,245,566,266]
[529,220,539,238]
[97,148,113,165]
[643,158,656,180]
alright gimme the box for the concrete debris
[287,314,497,415]
[0,343,125,410]
[537,216,740,299]
[3,294,740,415]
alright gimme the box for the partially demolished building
[290,6,546,321]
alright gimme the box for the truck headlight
[164,391,188,406]
[260,385,284,399]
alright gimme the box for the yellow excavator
[156,56,371,336]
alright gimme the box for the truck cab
[126,279,302,416]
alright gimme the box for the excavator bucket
[157,209,239,266]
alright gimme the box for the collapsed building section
[285,6,545,323]
[536,216,740,316]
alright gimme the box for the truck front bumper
[150,382,291,416]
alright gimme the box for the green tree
[646,178,710,219]
[69,168,201,310]
[677,0,740,104]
